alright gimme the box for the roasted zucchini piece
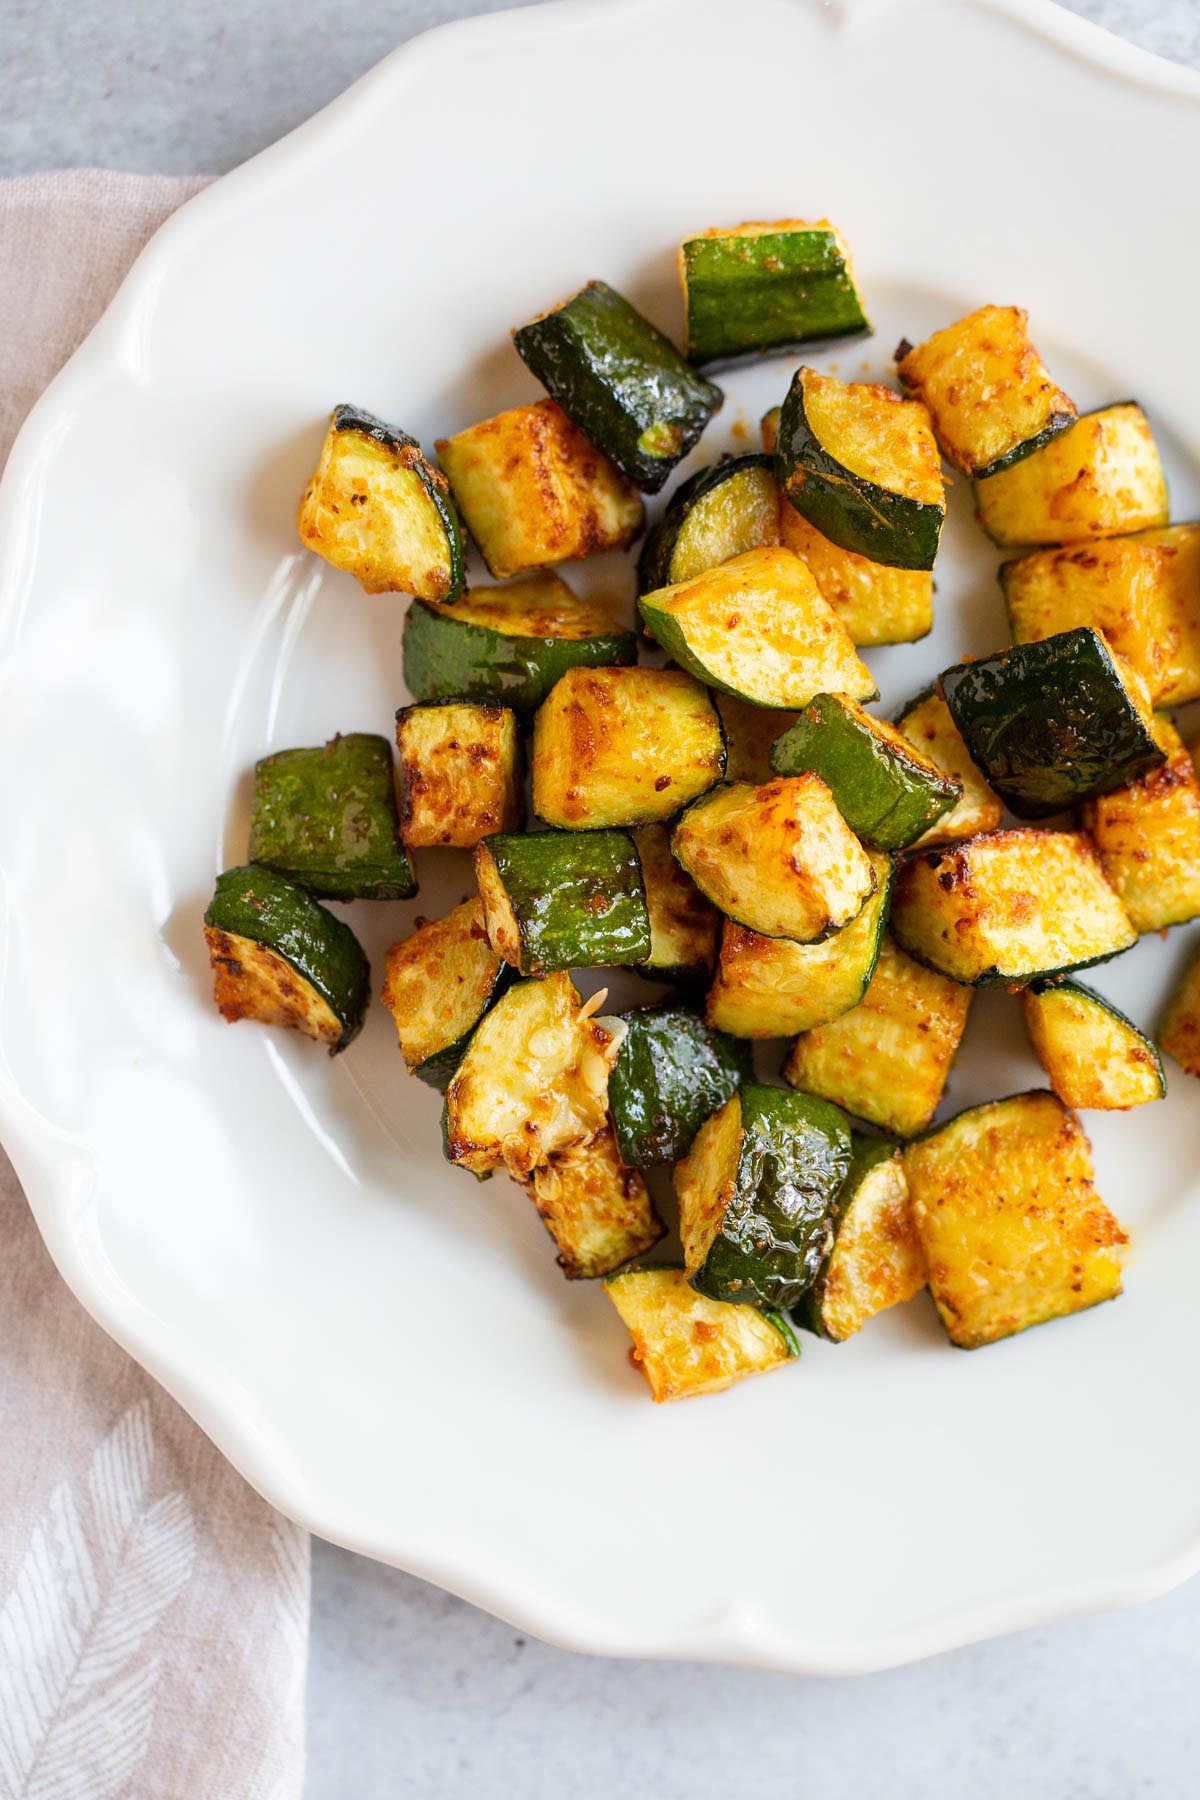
[904,1091,1127,1348]
[895,306,1076,477]
[891,828,1137,986]
[1161,943,1200,1077]
[395,701,522,848]
[436,399,643,580]
[894,685,1003,847]
[1081,713,1200,933]
[782,934,972,1138]
[636,455,779,593]
[631,825,719,982]
[770,694,961,851]
[443,972,622,1176]
[678,219,869,368]
[794,1139,925,1342]
[531,665,724,829]
[380,898,511,1091]
[714,693,798,784]
[940,627,1164,819]
[675,1084,851,1311]
[638,545,876,708]
[474,830,650,974]
[607,1005,750,1168]
[706,849,893,1039]
[775,367,945,571]
[672,775,878,944]
[297,404,465,602]
[204,864,369,1052]
[1021,980,1164,1111]
[974,403,1168,548]
[248,732,416,901]
[522,1124,664,1278]
[604,1267,799,1403]
[513,280,721,493]
[402,572,638,713]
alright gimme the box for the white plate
[2,0,1199,1676]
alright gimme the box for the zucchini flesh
[770,694,961,850]
[203,864,369,1052]
[474,830,650,974]
[974,403,1168,548]
[1161,944,1200,1077]
[531,666,724,829]
[395,702,522,848]
[1081,713,1200,933]
[894,686,1003,846]
[513,280,722,493]
[1022,980,1164,1111]
[672,775,878,944]
[248,731,416,901]
[940,627,1165,819]
[783,934,972,1138]
[775,368,945,571]
[706,849,893,1039]
[675,1084,851,1311]
[436,399,644,580]
[603,1267,798,1403]
[678,220,869,368]
[631,824,719,981]
[714,693,799,785]
[891,828,1137,986]
[638,545,876,708]
[522,1124,665,1278]
[637,455,779,593]
[380,898,510,1091]
[895,306,1075,477]
[904,1091,1127,1348]
[297,404,466,602]
[607,1005,751,1167]
[794,1139,925,1342]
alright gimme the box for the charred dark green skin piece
[332,404,466,604]
[774,370,944,571]
[248,733,416,901]
[205,864,370,1050]
[637,455,775,594]
[402,599,637,714]
[939,627,1165,819]
[608,1006,751,1168]
[513,281,721,493]
[483,830,650,973]
[681,229,870,369]
[770,695,961,850]
[792,1136,899,1339]
[690,1084,852,1312]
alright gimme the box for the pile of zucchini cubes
[205,221,1200,1402]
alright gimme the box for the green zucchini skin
[478,830,650,973]
[637,455,776,594]
[204,864,370,1049]
[769,696,961,850]
[402,598,637,714]
[248,732,416,901]
[792,1136,898,1339]
[939,627,1166,819]
[608,1006,751,1168]
[680,228,869,369]
[513,281,722,493]
[331,405,467,603]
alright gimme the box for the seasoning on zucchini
[248,732,416,901]
[939,627,1165,819]
[891,828,1137,986]
[904,1091,1127,1348]
[204,864,369,1053]
[604,1267,799,1403]
[380,898,511,1091]
[706,849,894,1039]
[672,775,878,943]
[675,1084,851,1311]
[893,685,1003,846]
[631,825,719,982]
[474,829,650,974]
[297,404,466,602]
[402,571,638,713]
[974,402,1168,548]
[678,219,869,368]
[531,665,724,829]
[1021,980,1165,1111]
[793,1139,925,1342]
[636,455,779,593]
[1161,943,1200,1077]
[437,399,644,580]
[1081,713,1200,933]
[770,694,961,850]
[895,305,1076,477]
[395,701,522,848]
[607,1004,751,1168]
[783,934,973,1137]
[775,367,945,571]
[522,1124,665,1278]
[714,693,798,784]
[513,280,722,492]
[638,545,876,708]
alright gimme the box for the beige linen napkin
[0,173,308,1800]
